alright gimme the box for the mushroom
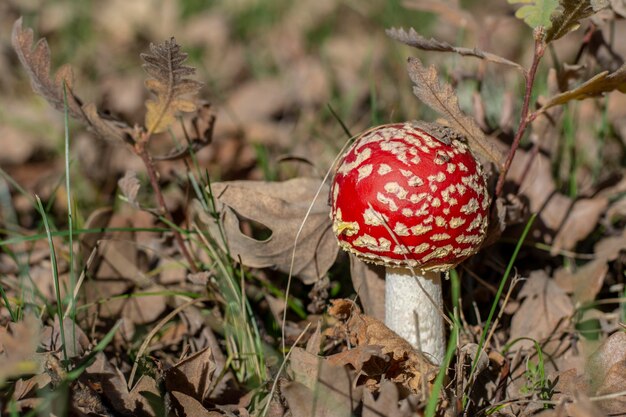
[330,122,490,365]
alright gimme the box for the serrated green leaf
[508,0,560,29]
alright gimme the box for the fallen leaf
[40,316,90,358]
[82,352,160,417]
[349,255,386,322]
[508,271,574,353]
[170,391,221,417]
[327,345,388,376]
[362,380,415,417]
[285,347,362,417]
[195,178,338,284]
[164,347,216,404]
[327,299,438,395]
[407,57,504,167]
[587,331,626,414]
[0,314,42,386]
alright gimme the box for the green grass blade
[0,284,17,322]
[63,83,78,357]
[35,195,68,367]
[465,213,537,407]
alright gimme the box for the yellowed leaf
[142,38,202,134]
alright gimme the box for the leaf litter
[3,1,626,416]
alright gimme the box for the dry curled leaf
[118,171,141,208]
[387,27,523,71]
[11,18,130,143]
[407,57,504,168]
[327,299,438,395]
[142,37,203,134]
[546,0,609,42]
[538,64,626,113]
[195,178,338,284]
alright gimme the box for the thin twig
[495,32,547,197]
[135,135,198,273]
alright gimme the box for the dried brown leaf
[587,332,626,414]
[285,347,362,417]
[195,178,338,284]
[11,19,130,143]
[387,27,523,71]
[327,345,389,376]
[0,314,42,386]
[349,255,386,321]
[538,65,626,113]
[327,299,438,395]
[546,0,609,42]
[362,380,415,417]
[164,347,216,404]
[407,57,504,167]
[118,171,141,208]
[508,271,574,353]
[170,391,219,417]
[82,352,159,417]
[142,38,202,134]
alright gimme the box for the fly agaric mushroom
[330,122,490,365]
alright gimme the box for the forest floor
[1,1,626,416]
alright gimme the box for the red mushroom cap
[330,122,490,271]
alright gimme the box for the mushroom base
[385,268,445,365]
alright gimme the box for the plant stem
[495,34,546,197]
[135,136,199,273]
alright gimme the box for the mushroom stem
[385,267,445,365]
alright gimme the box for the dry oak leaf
[195,178,338,284]
[362,380,418,417]
[508,271,574,354]
[587,331,626,414]
[538,64,626,114]
[407,57,504,168]
[142,37,202,134]
[328,299,438,395]
[545,0,609,42]
[0,314,42,386]
[164,347,216,405]
[11,18,130,143]
[284,347,362,417]
[349,254,386,321]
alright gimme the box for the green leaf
[508,0,559,29]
